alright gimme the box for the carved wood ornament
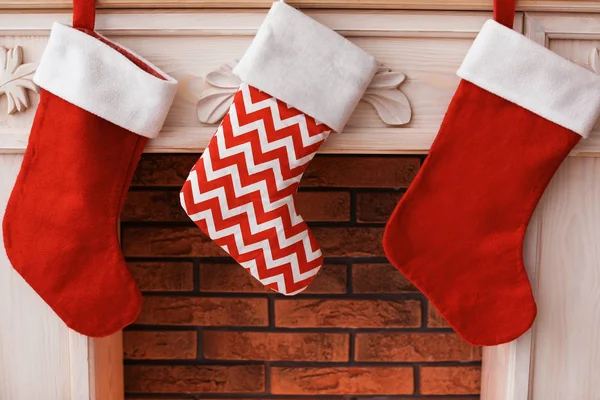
[0,46,38,115]
[195,61,412,127]
[590,47,600,74]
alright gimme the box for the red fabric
[3,91,144,336]
[2,29,166,337]
[180,84,331,295]
[73,0,95,30]
[494,0,516,28]
[383,81,580,345]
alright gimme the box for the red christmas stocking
[2,0,177,337]
[383,2,600,345]
[180,2,377,295]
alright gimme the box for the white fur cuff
[233,2,378,133]
[34,22,178,139]
[458,19,600,138]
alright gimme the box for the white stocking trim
[34,22,178,139]
[458,19,600,138]
[233,2,377,132]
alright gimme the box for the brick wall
[122,154,482,400]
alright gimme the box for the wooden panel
[1,0,600,12]
[0,155,75,399]
[90,334,125,400]
[529,157,600,400]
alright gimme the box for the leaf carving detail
[0,46,39,115]
[195,62,412,127]
[197,61,241,124]
[360,66,411,126]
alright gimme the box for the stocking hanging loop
[73,0,95,30]
[493,0,516,29]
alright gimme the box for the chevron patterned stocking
[182,84,330,295]
[180,2,377,295]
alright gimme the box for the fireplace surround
[1,2,600,399]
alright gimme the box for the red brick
[203,331,349,362]
[352,264,417,293]
[127,262,193,292]
[315,227,384,258]
[275,299,421,328]
[122,190,188,222]
[124,365,264,393]
[199,263,266,293]
[355,333,481,362]
[305,265,348,293]
[356,191,403,222]
[420,366,481,395]
[121,190,349,223]
[123,226,383,258]
[135,296,268,326]
[131,155,420,188]
[122,227,226,257]
[199,263,346,294]
[297,191,350,221]
[132,154,198,187]
[428,304,450,328]
[271,367,413,395]
[123,331,197,360]
[301,156,420,188]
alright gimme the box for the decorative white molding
[590,47,599,74]
[196,61,239,125]
[363,66,411,126]
[572,48,600,74]
[195,61,411,127]
[0,46,38,115]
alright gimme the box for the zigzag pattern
[180,83,331,295]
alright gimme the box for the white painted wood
[528,157,600,400]
[69,332,92,400]
[0,11,530,155]
[0,155,73,400]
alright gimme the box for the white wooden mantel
[1,4,600,400]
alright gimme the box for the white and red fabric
[180,1,377,295]
[383,1,600,345]
[2,0,177,337]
